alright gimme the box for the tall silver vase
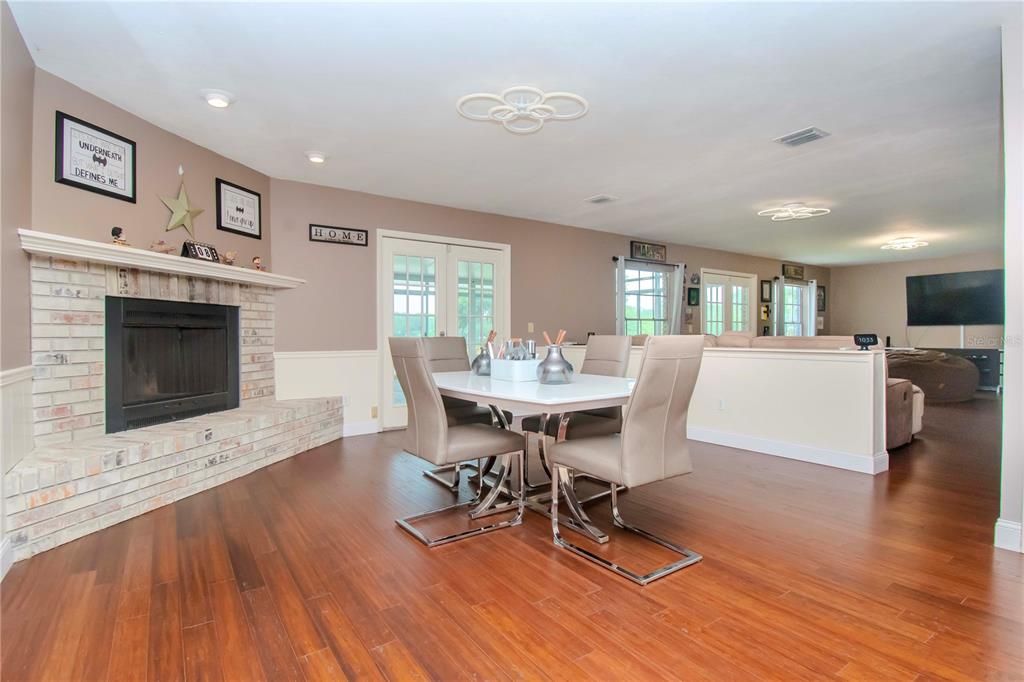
[471,347,491,375]
[537,345,574,384]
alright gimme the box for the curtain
[668,262,685,334]
[771,276,782,336]
[614,256,627,335]
[806,279,818,337]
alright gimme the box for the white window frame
[615,259,683,336]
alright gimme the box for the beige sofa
[704,333,922,449]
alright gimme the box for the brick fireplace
[4,231,343,562]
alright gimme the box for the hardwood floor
[2,396,1021,681]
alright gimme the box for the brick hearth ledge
[5,398,342,562]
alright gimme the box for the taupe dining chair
[521,335,631,491]
[548,335,705,584]
[421,336,495,491]
[390,337,525,547]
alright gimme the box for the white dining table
[432,370,635,543]
[432,371,634,418]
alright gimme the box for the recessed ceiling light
[306,151,326,164]
[202,89,235,109]
[757,202,830,221]
[881,237,929,250]
[456,86,588,134]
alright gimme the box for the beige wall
[269,178,830,352]
[1,0,33,370]
[830,250,1004,349]
[31,69,272,266]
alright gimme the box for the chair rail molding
[274,350,380,436]
[19,229,305,289]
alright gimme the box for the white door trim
[700,268,757,334]
[375,230,512,428]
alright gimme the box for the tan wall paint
[830,250,1005,348]
[269,178,830,352]
[1,0,34,370]
[30,69,272,266]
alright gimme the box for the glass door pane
[704,283,725,335]
[380,238,447,427]
[447,245,505,360]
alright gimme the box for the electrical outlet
[371,406,378,419]
[527,322,535,333]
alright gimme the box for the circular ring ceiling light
[456,86,588,134]
[881,237,929,250]
[756,203,831,221]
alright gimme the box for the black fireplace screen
[106,297,240,433]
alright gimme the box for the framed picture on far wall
[216,178,262,239]
[630,240,667,263]
[54,111,136,203]
[687,287,700,306]
[760,279,772,302]
[782,263,805,280]
[817,285,827,312]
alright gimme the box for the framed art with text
[216,179,262,239]
[309,224,369,247]
[54,111,136,203]
[630,240,667,263]
[782,263,805,280]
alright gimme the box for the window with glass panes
[783,284,804,336]
[704,284,725,335]
[391,254,437,404]
[455,259,494,357]
[730,284,750,332]
[623,264,669,336]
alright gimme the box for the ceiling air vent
[773,126,831,147]
[585,194,618,204]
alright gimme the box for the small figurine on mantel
[222,250,237,266]
[251,256,265,271]
[148,239,176,255]
[111,226,129,246]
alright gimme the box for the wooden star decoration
[160,182,203,237]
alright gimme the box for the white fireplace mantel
[19,229,304,289]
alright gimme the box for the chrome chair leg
[551,467,702,585]
[423,463,460,491]
[397,451,525,548]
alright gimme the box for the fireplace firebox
[105,296,240,433]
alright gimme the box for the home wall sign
[309,224,369,247]
[630,240,667,263]
[216,179,262,239]
[54,111,136,202]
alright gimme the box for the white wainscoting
[563,345,888,474]
[1,366,34,476]
[274,351,380,436]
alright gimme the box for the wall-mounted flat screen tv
[906,270,1004,326]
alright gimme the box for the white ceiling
[10,1,1017,265]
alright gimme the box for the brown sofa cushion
[886,378,914,449]
[886,350,979,402]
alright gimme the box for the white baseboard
[689,426,889,474]
[995,518,1023,552]
[0,536,13,581]
[343,419,381,437]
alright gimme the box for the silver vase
[537,345,574,384]
[471,347,491,376]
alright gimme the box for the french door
[379,236,508,428]
[701,270,755,335]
